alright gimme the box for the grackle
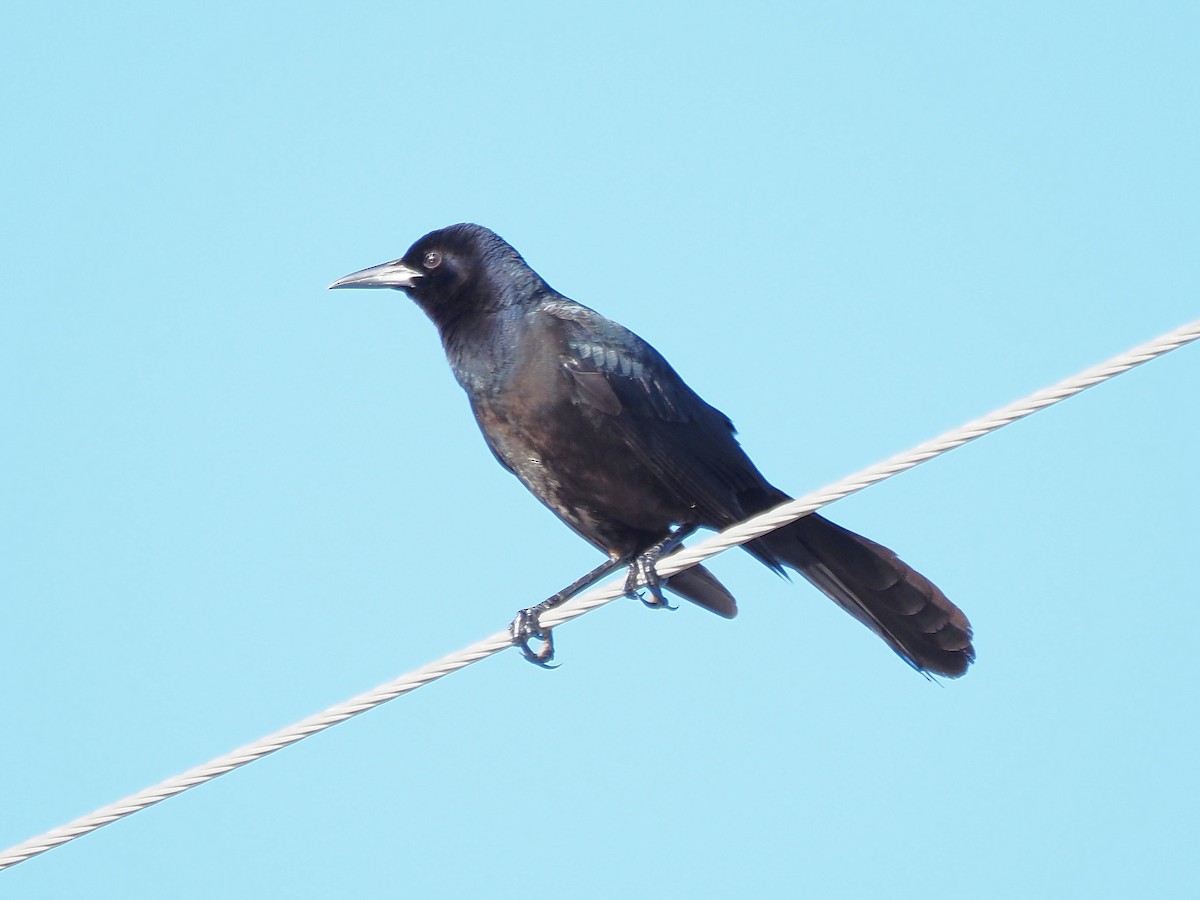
[330,224,973,677]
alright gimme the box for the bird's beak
[327,259,423,291]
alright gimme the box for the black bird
[330,224,973,677]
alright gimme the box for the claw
[623,525,696,610]
[624,555,677,610]
[510,607,558,667]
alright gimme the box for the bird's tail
[745,505,974,678]
[666,563,738,619]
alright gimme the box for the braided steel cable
[2,318,1196,872]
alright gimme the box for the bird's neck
[440,304,528,394]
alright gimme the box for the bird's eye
[423,251,443,270]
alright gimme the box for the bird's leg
[510,556,628,666]
[624,524,698,610]
[510,524,699,665]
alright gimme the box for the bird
[330,223,974,677]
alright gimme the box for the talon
[640,584,678,611]
[645,587,678,612]
[646,560,678,611]
[622,557,672,609]
[624,526,694,610]
[623,562,644,600]
[510,607,558,667]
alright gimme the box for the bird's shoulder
[535,297,733,431]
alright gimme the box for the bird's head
[329,223,548,326]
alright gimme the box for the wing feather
[548,301,766,524]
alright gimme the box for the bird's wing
[545,300,766,521]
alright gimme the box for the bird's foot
[508,555,631,667]
[623,527,697,610]
[507,527,696,665]
[510,605,558,668]
[624,554,676,610]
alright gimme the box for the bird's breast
[471,368,686,537]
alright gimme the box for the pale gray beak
[328,259,423,291]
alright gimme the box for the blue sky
[3,3,1198,897]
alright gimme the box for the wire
[2,318,1197,873]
